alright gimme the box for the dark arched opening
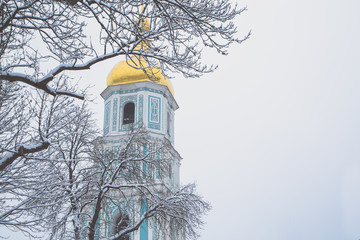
[113,212,130,240]
[123,102,135,125]
[167,112,171,136]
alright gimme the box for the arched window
[123,102,135,125]
[167,112,171,136]
[169,164,172,179]
[112,212,130,240]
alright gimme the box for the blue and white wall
[96,81,182,240]
[101,82,177,144]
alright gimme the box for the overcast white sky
[3,0,360,239]
[172,0,360,239]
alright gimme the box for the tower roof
[107,17,174,95]
[106,58,174,96]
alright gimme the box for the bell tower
[94,57,182,240]
[102,59,177,144]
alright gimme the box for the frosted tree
[0,81,32,171]
[5,115,209,239]
[0,0,243,237]
[0,0,248,172]
[0,81,88,237]
[84,127,210,240]
[0,0,248,97]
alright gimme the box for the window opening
[167,112,171,136]
[169,164,172,179]
[113,212,130,240]
[123,102,135,125]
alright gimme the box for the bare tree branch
[0,140,50,172]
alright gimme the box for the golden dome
[139,18,150,32]
[107,57,174,96]
[107,18,173,95]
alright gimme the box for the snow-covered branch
[1,0,248,97]
[0,140,50,172]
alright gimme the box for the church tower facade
[93,57,182,240]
